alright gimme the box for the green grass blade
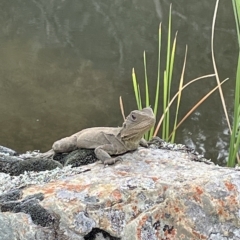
[137,84,143,110]
[149,23,162,139]
[232,130,240,164]
[162,70,168,139]
[132,68,141,109]
[163,4,172,140]
[154,23,162,116]
[227,0,240,167]
[143,51,149,108]
[170,45,187,143]
[168,33,177,142]
[143,51,150,139]
[232,0,240,47]
[227,53,240,166]
[165,3,172,84]
[162,5,173,140]
[168,32,177,90]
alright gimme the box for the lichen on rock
[0,141,240,239]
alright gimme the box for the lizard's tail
[38,149,55,159]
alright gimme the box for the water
[0,0,237,165]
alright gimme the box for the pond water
[0,0,237,165]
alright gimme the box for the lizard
[50,107,156,165]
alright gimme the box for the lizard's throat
[120,127,147,142]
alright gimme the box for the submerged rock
[0,143,239,239]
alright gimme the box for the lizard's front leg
[94,144,122,165]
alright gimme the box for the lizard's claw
[103,157,123,167]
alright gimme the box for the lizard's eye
[131,114,136,121]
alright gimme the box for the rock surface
[0,148,98,176]
[0,145,240,240]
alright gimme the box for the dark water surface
[0,0,237,165]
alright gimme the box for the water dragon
[50,107,155,165]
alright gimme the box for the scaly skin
[52,107,156,165]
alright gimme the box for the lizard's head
[120,107,156,141]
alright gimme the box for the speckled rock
[0,147,240,240]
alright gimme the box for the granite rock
[0,147,239,240]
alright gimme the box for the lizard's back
[74,127,122,149]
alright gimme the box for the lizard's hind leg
[52,135,78,153]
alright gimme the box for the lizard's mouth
[121,120,155,140]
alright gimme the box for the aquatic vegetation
[132,5,176,141]
[122,1,239,167]
[227,0,240,167]
[129,5,228,143]
[210,0,239,166]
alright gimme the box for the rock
[0,138,211,177]
[54,148,97,167]
[0,189,23,203]
[0,156,63,176]
[0,147,97,176]
[0,146,18,156]
[0,146,240,239]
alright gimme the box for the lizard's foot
[103,157,123,166]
